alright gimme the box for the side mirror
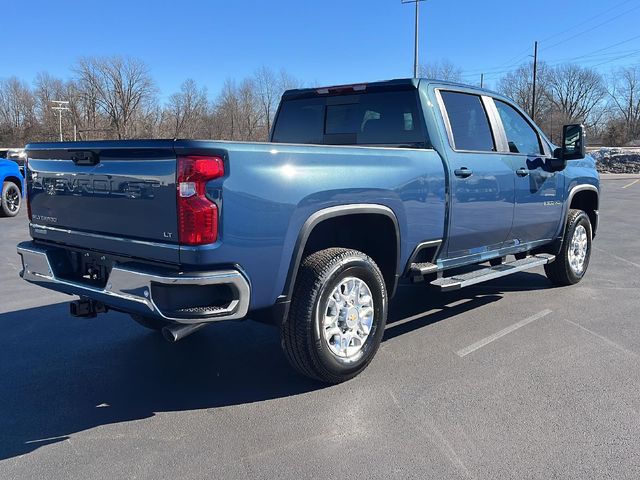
[550,124,586,171]
[561,124,586,161]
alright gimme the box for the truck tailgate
[27,143,179,260]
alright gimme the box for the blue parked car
[17,78,599,382]
[0,157,23,217]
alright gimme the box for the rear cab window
[439,91,495,152]
[272,90,429,148]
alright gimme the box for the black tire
[130,314,170,332]
[281,248,388,384]
[1,181,21,217]
[544,209,592,286]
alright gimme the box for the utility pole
[402,0,427,78]
[51,100,70,141]
[480,73,484,88]
[531,41,538,121]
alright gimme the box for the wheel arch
[3,176,23,194]
[568,184,599,236]
[281,204,401,306]
[537,184,599,258]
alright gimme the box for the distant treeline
[1,56,638,147]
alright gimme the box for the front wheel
[281,248,388,384]
[1,181,21,217]
[544,209,592,286]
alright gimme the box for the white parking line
[456,309,552,357]
[25,435,69,444]
[564,319,639,359]
[594,246,640,270]
[622,179,640,189]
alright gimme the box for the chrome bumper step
[408,261,438,277]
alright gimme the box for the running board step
[430,254,555,292]
[409,262,438,276]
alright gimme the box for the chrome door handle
[454,167,473,178]
[516,168,529,177]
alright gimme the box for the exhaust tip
[161,326,179,343]
[161,323,208,343]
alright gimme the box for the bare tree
[254,67,279,135]
[74,56,158,139]
[33,72,70,141]
[546,64,606,127]
[254,67,301,135]
[236,78,263,141]
[0,77,37,145]
[163,79,209,138]
[498,61,552,122]
[608,66,640,143]
[214,79,241,141]
[419,60,462,82]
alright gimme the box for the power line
[460,1,640,79]
[546,47,640,66]
[460,48,640,81]
[555,34,640,62]
[460,32,640,79]
[590,50,640,68]
[538,0,637,44]
[461,54,530,75]
[540,3,640,52]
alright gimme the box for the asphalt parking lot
[0,177,639,479]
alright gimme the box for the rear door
[491,99,564,244]
[437,90,515,258]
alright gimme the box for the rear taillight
[177,155,224,245]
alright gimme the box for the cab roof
[281,78,501,100]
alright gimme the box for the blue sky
[4,0,640,99]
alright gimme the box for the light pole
[51,100,70,141]
[531,40,538,122]
[402,0,427,78]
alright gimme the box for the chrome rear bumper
[17,242,250,324]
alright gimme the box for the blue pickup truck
[17,78,599,383]
[0,157,23,217]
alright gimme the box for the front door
[439,91,515,258]
[493,99,564,245]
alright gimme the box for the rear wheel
[130,314,170,332]
[1,181,21,217]
[281,248,388,384]
[544,209,592,286]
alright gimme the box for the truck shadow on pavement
[0,271,551,460]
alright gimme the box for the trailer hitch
[69,298,108,318]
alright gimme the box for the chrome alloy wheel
[568,224,589,275]
[322,277,374,359]
[4,184,20,213]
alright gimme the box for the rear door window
[440,91,495,152]
[272,91,428,147]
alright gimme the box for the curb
[599,174,640,180]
